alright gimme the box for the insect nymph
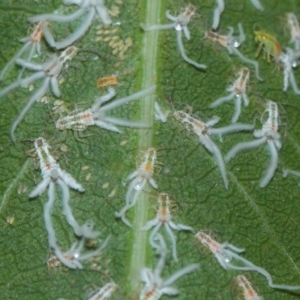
[205,24,262,80]
[30,137,101,268]
[195,230,300,291]
[210,67,250,123]
[0,46,78,142]
[141,5,206,69]
[139,234,199,300]
[142,193,193,261]
[115,148,159,227]
[234,275,263,300]
[29,0,111,49]
[0,21,48,81]
[56,86,155,134]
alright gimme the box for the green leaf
[1,0,300,299]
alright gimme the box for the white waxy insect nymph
[28,0,111,49]
[141,193,193,262]
[234,275,263,300]
[205,24,262,81]
[87,282,118,300]
[56,85,155,133]
[29,136,85,197]
[140,5,206,69]
[0,46,78,142]
[0,21,49,82]
[47,223,110,269]
[174,110,254,189]
[195,230,300,291]
[29,137,100,268]
[115,148,158,227]
[225,100,281,187]
[139,234,199,300]
[210,67,250,123]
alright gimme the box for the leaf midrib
[128,0,162,296]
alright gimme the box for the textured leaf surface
[0,0,300,299]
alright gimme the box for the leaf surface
[0,0,300,299]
